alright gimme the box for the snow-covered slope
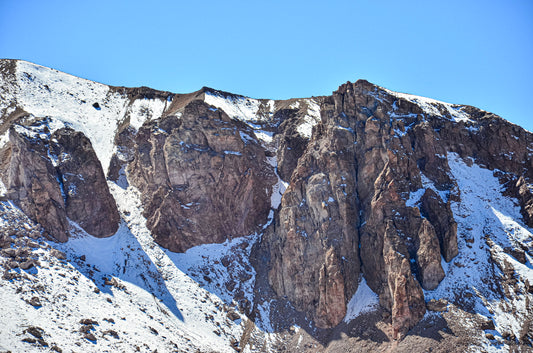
[430,153,532,351]
[204,89,322,143]
[0,184,270,352]
[0,60,172,173]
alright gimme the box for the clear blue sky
[1,0,532,131]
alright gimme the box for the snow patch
[296,99,321,139]
[127,98,167,131]
[267,156,288,210]
[425,152,533,344]
[406,170,450,207]
[12,61,169,174]
[204,91,261,123]
[344,278,379,322]
[384,87,474,124]
[14,61,130,173]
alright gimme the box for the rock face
[419,189,458,262]
[1,124,70,242]
[127,100,277,252]
[50,127,120,237]
[0,120,120,241]
[416,219,445,291]
[265,80,533,337]
[268,116,360,328]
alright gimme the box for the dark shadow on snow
[55,221,183,322]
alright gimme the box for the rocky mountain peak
[1,59,532,352]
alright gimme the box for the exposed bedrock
[265,79,533,336]
[268,80,460,335]
[127,100,277,252]
[0,122,120,241]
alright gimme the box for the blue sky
[1,0,532,131]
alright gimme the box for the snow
[289,101,300,109]
[224,150,242,156]
[424,152,533,349]
[0,179,278,352]
[239,131,255,144]
[406,170,450,207]
[13,61,130,173]
[296,99,321,139]
[10,61,170,174]
[0,179,6,197]
[0,129,10,148]
[203,91,279,145]
[127,98,168,131]
[107,183,250,351]
[343,277,379,322]
[384,87,474,124]
[254,130,274,144]
[3,60,532,351]
[267,156,288,210]
[204,91,262,123]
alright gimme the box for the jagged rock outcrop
[382,221,426,339]
[508,176,533,228]
[50,127,120,237]
[127,100,277,252]
[266,79,532,336]
[419,189,458,262]
[267,115,360,328]
[0,120,120,241]
[416,219,445,290]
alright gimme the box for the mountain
[0,59,532,353]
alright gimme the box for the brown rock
[1,127,69,242]
[480,318,495,331]
[426,299,448,312]
[83,332,97,342]
[50,249,66,260]
[28,296,41,307]
[382,222,426,340]
[0,123,119,241]
[2,248,16,257]
[4,63,533,341]
[24,326,44,339]
[515,176,533,227]
[416,219,445,290]
[103,329,119,339]
[267,111,360,328]
[503,246,527,264]
[420,189,458,262]
[80,318,98,325]
[127,101,277,252]
[50,128,120,237]
[227,310,241,321]
[19,259,35,270]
